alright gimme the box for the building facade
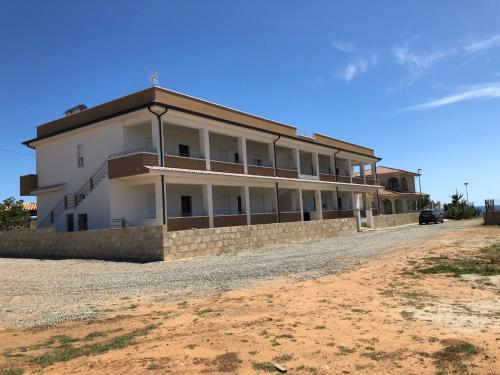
[20,87,382,232]
[367,167,425,214]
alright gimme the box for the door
[237,196,242,214]
[181,196,192,216]
[181,195,193,216]
[78,214,88,231]
[66,213,74,232]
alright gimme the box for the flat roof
[24,86,379,159]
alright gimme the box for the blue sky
[1,0,499,205]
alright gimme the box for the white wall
[164,124,203,158]
[336,158,350,176]
[213,186,243,215]
[123,122,152,151]
[210,133,239,162]
[166,184,205,217]
[108,180,156,227]
[321,191,335,210]
[247,140,272,166]
[249,187,275,213]
[276,146,295,169]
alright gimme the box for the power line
[0,148,34,156]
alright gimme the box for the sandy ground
[0,224,498,374]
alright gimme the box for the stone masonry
[0,214,419,262]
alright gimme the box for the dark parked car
[419,209,444,225]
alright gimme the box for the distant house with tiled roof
[365,166,427,214]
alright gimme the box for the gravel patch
[0,220,479,328]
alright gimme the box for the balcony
[336,174,351,183]
[20,174,38,196]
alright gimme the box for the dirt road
[0,220,498,374]
[0,220,479,328]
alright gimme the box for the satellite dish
[149,72,160,87]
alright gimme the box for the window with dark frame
[179,144,190,157]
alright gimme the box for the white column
[315,190,323,220]
[330,154,336,176]
[347,159,353,183]
[274,185,280,220]
[294,148,300,173]
[332,190,338,210]
[298,188,304,221]
[354,192,362,232]
[239,136,248,174]
[203,184,214,228]
[268,143,275,169]
[371,163,377,184]
[151,118,164,166]
[202,128,211,171]
[151,118,160,155]
[154,178,166,226]
[244,185,251,225]
[313,152,319,176]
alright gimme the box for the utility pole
[417,168,422,194]
[464,182,469,202]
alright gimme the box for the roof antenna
[149,72,160,87]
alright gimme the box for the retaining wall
[0,213,418,262]
[0,226,164,262]
[373,212,419,228]
[164,217,357,260]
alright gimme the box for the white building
[20,87,382,232]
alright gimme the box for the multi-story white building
[20,87,382,232]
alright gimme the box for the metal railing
[111,218,136,228]
[108,147,157,159]
[38,160,109,228]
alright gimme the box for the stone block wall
[0,226,164,262]
[484,212,500,225]
[0,214,419,262]
[373,212,419,229]
[164,217,357,260]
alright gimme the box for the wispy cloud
[331,40,357,54]
[464,35,500,53]
[340,59,368,82]
[402,82,500,111]
[392,34,500,89]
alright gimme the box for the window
[181,196,192,216]
[234,153,240,163]
[179,144,190,157]
[252,154,262,166]
[66,214,74,232]
[77,144,84,167]
[147,193,156,218]
[78,214,88,231]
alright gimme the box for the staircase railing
[38,160,109,228]
[111,218,136,228]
